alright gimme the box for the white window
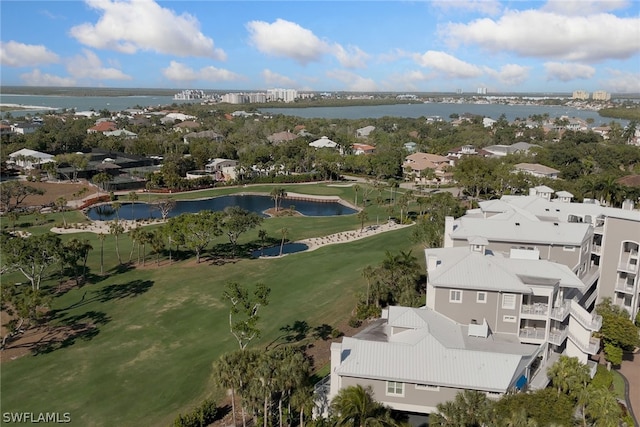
[563,246,575,252]
[477,292,487,303]
[449,290,462,303]
[503,315,517,323]
[415,384,440,391]
[502,293,516,310]
[386,381,404,396]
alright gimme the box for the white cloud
[246,18,330,65]
[484,64,530,86]
[542,0,630,15]
[67,49,132,80]
[413,51,483,78]
[246,18,369,68]
[20,69,75,86]
[442,10,640,62]
[601,69,640,93]
[544,62,596,82]
[325,70,377,92]
[70,0,225,59]
[162,61,242,82]
[432,0,503,15]
[261,69,298,87]
[332,44,370,69]
[0,41,59,67]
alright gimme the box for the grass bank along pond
[85,193,357,221]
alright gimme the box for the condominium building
[572,90,589,100]
[320,185,639,418]
[592,91,611,101]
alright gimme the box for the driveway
[618,351,640,426]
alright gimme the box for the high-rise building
[572,90,589,100]
[592,91,611,101]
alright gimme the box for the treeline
[599,105,640,121]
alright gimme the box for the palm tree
[353,184,361,207]
[97,233,106,275]
[109,220,125,265]
[279,227,289,256]
[213,352,241,426]
[502,408,537,427]
[128,191,138,218]
[361,265,376,306]
[271,187,287,212]
[546,355,590,396]
[330,384,396,427]
[357,210,369,232]
[258,229,268,256]
[585,387,622,426]
[55,197,67,227]
[431,390,492,427]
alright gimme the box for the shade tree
[222,281,271,351]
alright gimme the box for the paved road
[618,351,639,426]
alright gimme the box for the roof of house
[352,143,375,152]
[173,120,200,129]
[451,210,591,246]
[425,247,585,292]
[403,152,451,171]
[267,131,299,143]
[183,130,224,140]
[103,129,137,137]
[484,142,539,155]
[88,121,117,132]
[309,136,338,148]
[335,306,537,392]
[515,163,560,175]
[9,148,54,160]
[356,125,376,136]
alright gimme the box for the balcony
[519,327,546,343]
[591,245,602,255]
[568,331,600,355]
[521,303,549,317]
[550,302,570,321]
[617,262,639,274]
[548,327,568,346]
[615,279,636,294]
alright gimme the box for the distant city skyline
[1,0,639,93]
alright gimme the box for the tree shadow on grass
[56,279,154,312]
[31,310,112,355]
[267,321,337,350]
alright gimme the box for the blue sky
[1,0,639,93]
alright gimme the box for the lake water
[85,194,357,221]
[252,243,310,258]
[262,103,620,125]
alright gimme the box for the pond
[252,243,310,258]
[85,194,357,221]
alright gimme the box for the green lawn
[1,183,422,427]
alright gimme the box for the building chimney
[444,216,454,248]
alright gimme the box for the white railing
[521,303,549,316]
[519,328,546,341]
[618,262,639,273]
[568,331,600,354]
[570,300,603,331]
[615,280,636,294]
[550,302,570,320]
[548,328,568,346]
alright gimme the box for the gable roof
[309,136,338,148]
[268,131,299,143]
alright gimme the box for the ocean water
[0,93,190,116]
[0,92,625,125]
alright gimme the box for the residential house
[356,125,375,138]
[87,121,117,134]
[10,122,40,135]
[8,148,55,169]
[172,121,200,132]
[267,131,299,144]
[103,129,138,139]
[183,130,224,144]
[352,143,375,155]
[446,145,490,165]
[402,152,453,185]
[403,142,417,153]
[204,158,239,181]
[483,142,539,158]
[514,163,560,179]
[309,136,338,149]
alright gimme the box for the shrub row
[172,399,218,427]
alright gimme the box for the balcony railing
[615,280,636,294]
[548,328,568,346]
[550,302,570,321]
[570,301,603,331]
[618,262,639,273]
[568,331,600,355]
[519,327,546,342]
[521,303,549,316]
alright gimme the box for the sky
[1,0,639,93]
